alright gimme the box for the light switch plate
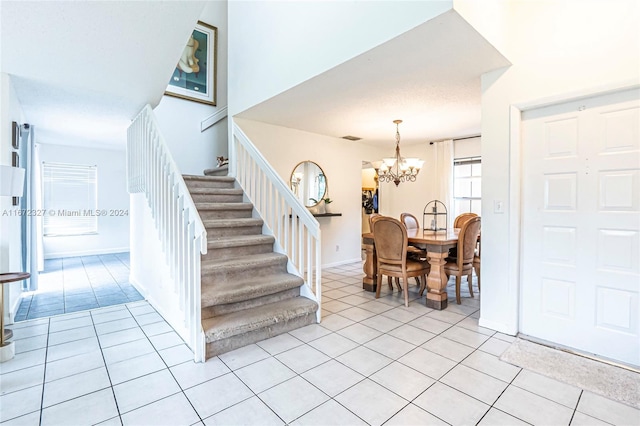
[494,200,505,214]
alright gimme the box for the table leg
[362,242,377,292]
[425,251,449,310]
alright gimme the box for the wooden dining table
[362,228,460,310]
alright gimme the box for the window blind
[453,156,481,216]
[43,162,98,236]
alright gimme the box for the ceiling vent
[341,135,362,141]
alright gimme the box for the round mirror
[290,161,327,207]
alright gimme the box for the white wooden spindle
[230,122,321,316]
[127,105,207,362]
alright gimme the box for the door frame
[503,81,640,337]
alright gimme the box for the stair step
[203,218,263,237]
[204,166,228,176]
[203,234,275,261]
[191,188,243,203]
[190,188,243,195]
[184,174,235,182]
[207,234,274,250]
[202,252,288,283]
[184,175,235,189]
[196,202,253,219]
[202,297,318,357]
[202,272,303,306]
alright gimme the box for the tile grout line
[319,282,499,424]
[125,303,205,424]
[568,390,584,425]
[38,317,52,426]
[88,308,125,425]
[217,355,289,424]
[81,256,108,310]
[98,254,127,299]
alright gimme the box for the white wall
[228,0,452,115]
[129,192,189,343]
[0,73,25,323]
[377,142,443,226]
[472,0,640,334]
[236,118,385,267]
[38,144,129,258]
[155,1,228,176]
[366,137,480,232]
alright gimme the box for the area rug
[500,338,640,409]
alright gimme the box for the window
[43,162,98,236]
[453,156,481,217]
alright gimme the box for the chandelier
[374,120,424,187]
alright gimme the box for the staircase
[183,175,319,359]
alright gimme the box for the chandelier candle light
[374,120,424,187]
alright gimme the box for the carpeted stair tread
[189,187,243,195]
[201,273,304,306]
[202,252,287,272]
[202,297,318,342]
[207,234,275,250]
[183,175,235,183]
[203,218,263,229]
[196,202,253,211]
[204,166,228,176]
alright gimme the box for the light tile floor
[15,253,143,321]
[2,262,639,425]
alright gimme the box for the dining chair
[368,213,381,233]
[444,216,481,304]
[450,212,479,258]
[457,213,481,291]
[370,214,401,291]
[372,216,430,307]
[401,212,428,257]
[453,212,478,228]
[473,238,481,291]
[400,212,428,289]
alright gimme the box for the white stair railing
[127,104,206,361]
[230,122,322,320]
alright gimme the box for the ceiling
[237,10,511,147]
[1,1,205,148]
[1,4,509,150]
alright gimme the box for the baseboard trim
[44,247,130,259]
[321,257,362,269]
[128,275,147,299]
[8,293,23,324]
[201,106,228,132]
[478,317,517,336]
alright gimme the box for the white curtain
[433,139,454,230]
[29,138,44,291]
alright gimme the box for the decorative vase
[316,203,326,214]
[324,203,331,214]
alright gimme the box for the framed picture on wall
[12,121,19,149]
[165,21,217,106]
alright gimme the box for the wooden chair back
[371,216,407,267]
[455,216,481,268]
[400,213,420,232]
[454,212,478,228]
[368,213,381,233]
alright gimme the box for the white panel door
[521,88,640,367]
